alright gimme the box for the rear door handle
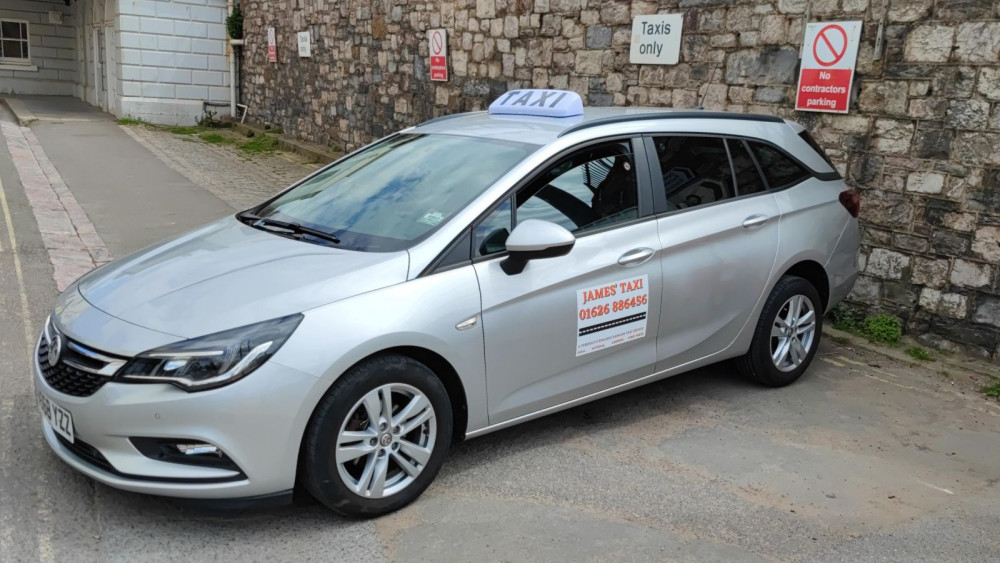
[618,247,655,267]
[742,214,770,229]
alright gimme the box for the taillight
[839,189,860,218]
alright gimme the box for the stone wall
[240,0,1000,360]
[0,0,78,96]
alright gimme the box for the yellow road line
[837,356,867,367]
[0,174,34,348]
[820,357,846,368]
[0,174,53,563]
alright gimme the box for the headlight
[117,314,303,392]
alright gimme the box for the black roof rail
[558,111,785,137]
[416,111,485,127]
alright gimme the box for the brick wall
[117,0,231,122]
[241,0,1000,360]
[0,0,77,96]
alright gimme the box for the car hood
[76,217,410,338]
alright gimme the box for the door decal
[576,275,649,356]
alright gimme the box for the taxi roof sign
[488,89,584,118]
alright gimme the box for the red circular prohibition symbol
[812,24,848,67]
[431,31,443,55]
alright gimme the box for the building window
[0,20,30,64]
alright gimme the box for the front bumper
[34,340,326,499]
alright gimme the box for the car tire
[301,354,452,517]
[737,275,823,387]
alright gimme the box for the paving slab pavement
[0,97,998,562]
[25,117,235,259]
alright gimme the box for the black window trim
[741,138,773,191]
[420,134,657,276]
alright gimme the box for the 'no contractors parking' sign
[795,21,862,114]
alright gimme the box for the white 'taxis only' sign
[629,14,683,65]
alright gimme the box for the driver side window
[517,141,639,234]
[474,141,640,258]
[473,141,639,256]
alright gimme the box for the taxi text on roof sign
[488,90,584,118]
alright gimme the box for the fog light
[174,443,222,457]
[130,437,243,474]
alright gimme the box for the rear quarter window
[748,142,810,190]
[798,130,837,169]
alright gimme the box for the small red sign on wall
[267,27,277,63]
[428,29,447,81]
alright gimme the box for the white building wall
[117,0,231,124]
[0,0,78,96]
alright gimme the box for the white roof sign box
[488,90,584,118]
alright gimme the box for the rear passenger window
[727,140,766,196]
[653,136,733,210]
[748,142,809,189]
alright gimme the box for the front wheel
[737,275,822,387]
[301,355,453,517]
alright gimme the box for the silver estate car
[34,90,859,516]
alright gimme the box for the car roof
[411,107,787,146]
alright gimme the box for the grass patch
[905,346,934,362]
[117,117,147,126]
[165,125,210,135]
[940,370,950,378]
[830,308,903,346]
[862,315,903,345]
[240,134,279,155]
[199,132,234,145]
[982,381,1000,398]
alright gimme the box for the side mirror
[501,219,575,275]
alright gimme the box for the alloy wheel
[770,294,816,373]
[335,383,436,499]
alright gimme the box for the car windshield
[252,133,536,251]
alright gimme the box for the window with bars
[0,20,30,63]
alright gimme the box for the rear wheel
[737,276,822,387]
[301,355,452,517]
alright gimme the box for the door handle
[618,247,655,267]
[742,214,770,229]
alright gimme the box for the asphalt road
[1,101,999,562]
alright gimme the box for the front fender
[270,265,487,433]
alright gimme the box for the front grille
[38,339,114,397]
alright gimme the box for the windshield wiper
[238,213,341,244]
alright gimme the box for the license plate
[37,390,74,443]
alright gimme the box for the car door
[646,135,781,370]
[473,138,663,424]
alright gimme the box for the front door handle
[742,214,770,229]
[618,247,655,267]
